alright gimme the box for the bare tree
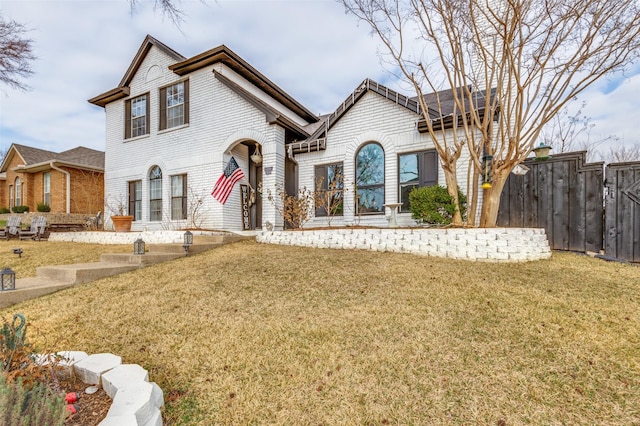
[1,1,196,91]
[540,100,619,160]
[130,0,187,26]
[342,0,640,227]
[599,143,640,163]
[0,15,35,91]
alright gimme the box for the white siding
[296,92,472,228]
[104,45,289,232]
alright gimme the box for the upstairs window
[125,93,150,139]
[355,142,385,214]
[398,150,438,212]
[160,80,189,130]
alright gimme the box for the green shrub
[409,185,466,225]
[0,375,66,426]
[36,203,51,213]
[0,207,10,214]
[11,206,29,214]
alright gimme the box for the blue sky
[1,0,638,157]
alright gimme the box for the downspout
[49,161,71,213]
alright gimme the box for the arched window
[355,142,384,214]
[149,166,162,221]
[15,177,21,207]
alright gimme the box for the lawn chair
[85,211,102,230]
[0,216,22,240]
[18,216,48,241]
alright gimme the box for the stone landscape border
[257,227,552,262]
[40,351,164,426]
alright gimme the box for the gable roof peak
[118,35,186,88]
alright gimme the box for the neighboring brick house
[89,35,483,232]
[0,144,104,215]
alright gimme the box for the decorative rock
[73,353,122,385]
[150,382,165,408]
[102,364,149,399]
[142,408,163,426]
[106,381,155,425]
[34,350,88,379]
[97,414,138,426]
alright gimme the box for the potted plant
[106,194,133,232]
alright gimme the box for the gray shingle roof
[11,144,104,169]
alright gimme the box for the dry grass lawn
[1,239,638,425]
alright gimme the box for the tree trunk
[478,169,509,227]
[443,164,463,226]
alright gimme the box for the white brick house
[89,35,478,232]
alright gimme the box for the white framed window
[43,172,51,206]
[355,142,385,214]
[149,166,162,221]
[128,180,142,221]
[171,174,187,220]
[160,80,189,130]
[15,177,21,207]
[398,150,438,212]
[125,93,149,139]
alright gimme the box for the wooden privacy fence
[605,162,640,262]
[497,151,640,263]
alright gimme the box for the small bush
[0,207,10,214]
[409,185,466,225]
[36,203,51,213]
[11,206,29,214]
[0,375,66,426]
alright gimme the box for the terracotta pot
[111,215,133,232]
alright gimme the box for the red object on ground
[66,404,79,415]
[65,392,80,404]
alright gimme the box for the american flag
[211,157,245,204]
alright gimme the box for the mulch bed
[57,375,111,426]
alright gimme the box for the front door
[250,163,262,230]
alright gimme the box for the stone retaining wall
[48,230,226,244]
[257,227,552,262]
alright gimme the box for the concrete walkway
[0,233,251,310]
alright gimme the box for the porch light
[250,145,263,164]
[1,267,16,291]
[482,153,493,189]
[183,231,193,256]
[533,142,552,161]
[134,238,145,255]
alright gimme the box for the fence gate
[497,151,604,254]
[605,162,640,262]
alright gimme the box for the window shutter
[124,99,132,139]
[421,150,438,187]
[145,94,150,134]
[183,80,189,125]
[159,87,167,130]
[182,175,188,219]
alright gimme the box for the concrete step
[1,233,253,311]
[0,277,74,309]
[148,242,222,255]
[100,252,185,265]
[36,262,140,285]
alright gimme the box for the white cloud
[1,0,639,159]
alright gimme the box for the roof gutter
[50,162,71,213]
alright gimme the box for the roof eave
[88,87,130,107]
[13,160,104,173]
[171,45,318,123]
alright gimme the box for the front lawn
[2,240,638,425]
